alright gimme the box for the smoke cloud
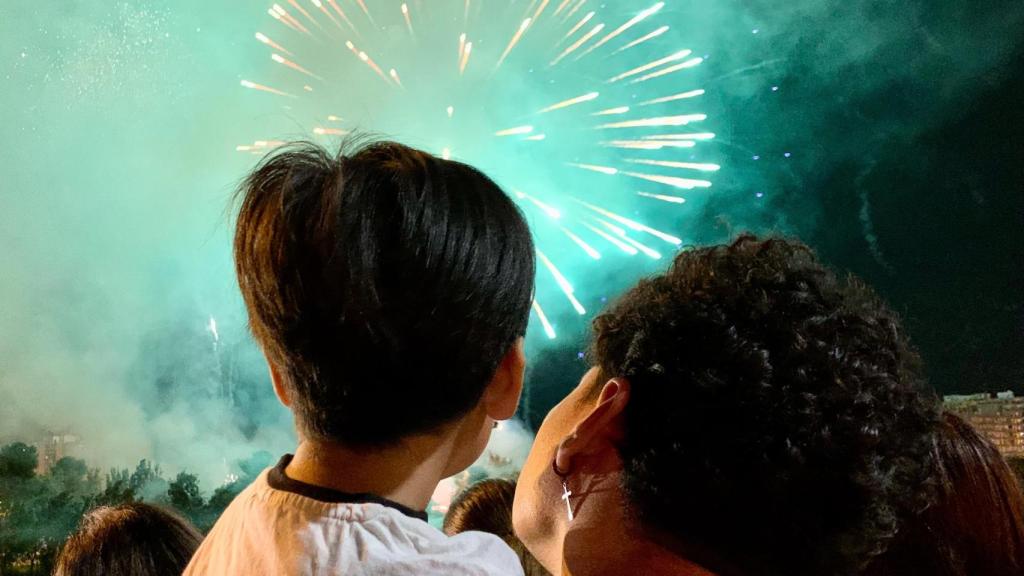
[1,0,1021,485]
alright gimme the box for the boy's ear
[483,338,527,421]
[265,355,291,408]
[555,377,630,474]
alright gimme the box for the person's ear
[265,354,291,408]
[483,338,527,421]
[554,377,630,474]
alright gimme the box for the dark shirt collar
[267,454,430,522]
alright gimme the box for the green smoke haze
[1,0,1022,482]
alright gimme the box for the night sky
[2,1,1022,469]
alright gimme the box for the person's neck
[560,473,718,576]
[285,431,459,512]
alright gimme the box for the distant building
[34,432,81,475]
[945,391,1024,459]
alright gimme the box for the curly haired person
[513,234,940,576]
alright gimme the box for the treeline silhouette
[0,442,272,575]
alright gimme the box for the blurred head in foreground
[54,503,202,576]
[514,234,940,576]
[445,479,551,576]
[865,411,1024,576]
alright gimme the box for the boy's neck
[285,430,459,512]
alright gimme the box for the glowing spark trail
[358,52,389,82]
[495,125,535,136]
[345,42,389,82]
[554,0,574,16]
[497,18,532,69]
[640,90,705,105]
[458,33,466,63]
[310,0,344,32]
[574,199,683,244]
[593,218,661,259]
[540,91,599,113]
[460,42,473,74]
[401,4,414,36]
[530,0,552,24]
[236,139,286,153]
[272,53,322,80]
[638,191,687,203]
[576,2,664,60]
[325,0,356,31]
[314,127,348,135]
[592,106,629,116]
[613,25,669,54]
[626,159,721,172]
[618,235,662,259]
[551,23,604,65]
[569,163,618,175]
[608,50,692,82]
[268,8,301,33]
[584,223,639,255]
[598,114,707,129]
[538,251,587,315]
[564,0,588,21]
[631,58,704,84]
[207,316,220,343]
[287,0,322,30]
[623,171,713,190]
[515,191,562,219]
[532,301,557,339]
[273,4,311,35]
[353,0,372,21]
[561,228,602,259]
[389,69,403,87]
[642,132,716,140]
[559,11,595,47]
[240,79,294,98]
[255,32,292,55]
[602,140,695,150]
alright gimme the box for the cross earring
[552,460,574,522]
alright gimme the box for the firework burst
[238,0,716,339]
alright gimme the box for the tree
[91,468,136,507]
[167,472,203,512]
[49,457,89,496]
[0,442,38,480]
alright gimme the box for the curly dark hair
[590,234,939,576]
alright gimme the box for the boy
[185,140,536,575]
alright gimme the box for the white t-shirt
[184,456,524,576]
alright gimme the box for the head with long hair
[866,411,1024,576]
[54,503,202,576]
[445,479,551,576]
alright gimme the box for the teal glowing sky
[2,1,1022,481]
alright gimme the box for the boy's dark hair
[444,479,551,576]
[235,140,535,445]
[54,503,202,576]
[590,234,939,576]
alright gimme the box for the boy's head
[235,140,535,451]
